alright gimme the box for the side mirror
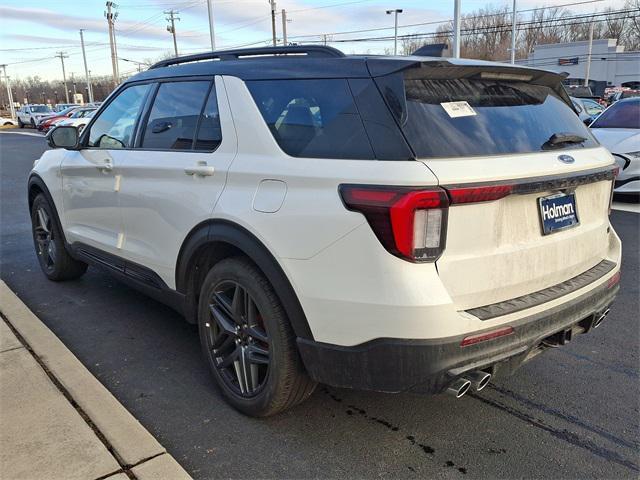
[47,125,79,150]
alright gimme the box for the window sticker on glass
[440,101,477,118]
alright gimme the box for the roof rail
[149,45,345,69]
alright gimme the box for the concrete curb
[0,280,191,478]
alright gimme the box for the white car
[590,97,640,198]
[29,46,621,416]
[1,116,17,126]
[53,108,96,131]
[17,104,52,128]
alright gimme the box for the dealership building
[516,39,640,93]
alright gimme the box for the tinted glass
[31,105,49,113]
[142,81,210,150]
[590,100,640,129]
[88,84,150,149]
[247,79,373,159]
[195,86,222,151]
[378,73,597,158]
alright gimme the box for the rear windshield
[377,72,597,158]
[590,100,640,129]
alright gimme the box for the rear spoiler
[365,58,576,111]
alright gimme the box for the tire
[31,194,88,281]
[198,257,316,417]
[30,118,36,129]
[18,118,24,128]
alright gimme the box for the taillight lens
[446,184,512,204]
[340,185,448,262]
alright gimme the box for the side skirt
[70,243,186,316]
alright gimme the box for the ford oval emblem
[558,155,575,164]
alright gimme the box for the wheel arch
[176,219,314,340]
[28,174,68,244]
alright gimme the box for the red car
[38,106,81,132]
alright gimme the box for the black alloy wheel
[206,280,270,396]
[198,257,316,416]
[33,205,57,275]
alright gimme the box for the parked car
[38,106,83,132]
[30,46,621,416]
[0,116,17,126]
[571,96,605,125]
[54,103,81,113]
[609,90,640,103]
[590,97,640,198]
[53,108,96,132]
[17,104,52,128]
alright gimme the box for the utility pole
[584,18,595,87]
[386,9,403,55]
[269,0,277,47]
[510,0,517,63]
[281,9,288,46]
[79,29,94,103]
[71,72,77,98]
[1,64,16,120]
[105,1,119,86]
[55,52,70,103]
[206,0,216,51]
[453,0,461,58]
[165,10,180,56]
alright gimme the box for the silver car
[590,97,640,198]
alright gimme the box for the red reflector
[607,271,621,289]
[461,326,514,347]
[446,184,513,204]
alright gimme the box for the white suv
[29,46,621,416]
[17,104,52,128]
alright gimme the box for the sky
[0,0,627,81]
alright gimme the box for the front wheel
[18,118,24,128]
[198,257,316,416]
[31,194,88,281]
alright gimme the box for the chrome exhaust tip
[446,378,471,398]
[593,308,610,329]
[466,371,492,391]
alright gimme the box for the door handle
[97,161,113,173]
[184,164,215,177]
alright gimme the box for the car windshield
[71,109,95,118]
[590,100,640,129]
[57,107,77,116]
[30,105,50,113]
[376,70,597,158]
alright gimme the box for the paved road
[1,132,638,479]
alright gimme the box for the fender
[176,220,314,340]
[27,174,69,245]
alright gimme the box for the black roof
[126,45,564,84]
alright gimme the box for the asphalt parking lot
[1,131,638,479]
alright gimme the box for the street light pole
[386,9,403,55]
[207,0,216,51]
[453,0,461,58]
[510,0,517,64]
[79,29,94,103]
[269,0,277,47]
[0,64,16,120]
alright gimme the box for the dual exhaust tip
[593,308,610,329]
[446,371,491,398]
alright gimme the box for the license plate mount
[538,192,579,235]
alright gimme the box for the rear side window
[142,81,211,150]
[247,79,374,159]
[377,72,598,158]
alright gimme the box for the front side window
[141,81,211,150]
[247,79,373,159]
[582,99,604,116]
[30,105,49,113]
[88,84,150,149]
[377,71,598,158]
[590,100,640,129]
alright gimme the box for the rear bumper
[297,279,619,394]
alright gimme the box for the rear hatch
[374,62,616,310]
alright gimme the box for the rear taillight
[339,185,448,262]
[446,184,512,204]
[608,167,620,215]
